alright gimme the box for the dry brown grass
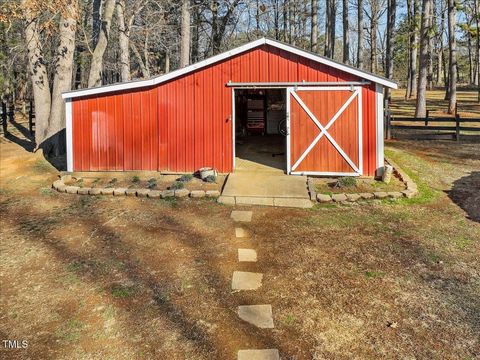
[1,122,479,359]
[390,89,480,119]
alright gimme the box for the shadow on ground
[447,171,480,223]
[2,119,35,152]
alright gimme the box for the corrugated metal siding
[72,44,378,175]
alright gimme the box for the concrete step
[218,195,313,208]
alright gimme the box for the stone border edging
[52,175,220,199]
[314,159,419,204]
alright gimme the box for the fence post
[455,114,460,141]
[1,102,7,133]
[425,110,429,126]
[29,100,33,134]
[386,111,392,140]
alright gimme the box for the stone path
[238,249,257,262]
[232,271,263,290]
[237,305,274,328]
[230,210,279,359]
[238,349,280,360]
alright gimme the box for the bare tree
[385,0,396,100]
[23,1,51,146]
[311,0,318,52]
[116,0,130,81]
[407,0,419,98]
[88,0,116,87]
[357,0,365,68]
[180,0,191,67]
[447,0,457,113]
[47,2,77,154]
[415,0,433,117]
[325,0,336,58]
[343,0,350,64]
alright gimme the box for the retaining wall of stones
[311,158,419,204]
[52,175,220,199]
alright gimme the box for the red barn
[62,38,397,177]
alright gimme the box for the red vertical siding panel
[158,85,167,170]
[149,87,158,171]
[106,96,116,169]
[268,46,279,82]
[204,67,213,167]
[288,52,298,81]
[123,93,132,170]
[140,90,149,170]
[131,92,140,169]
[194,72,204,170]
[258,46,269,82]
[114,94,124,170]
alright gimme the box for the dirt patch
[65,173,225,192]
[312,176,405,194]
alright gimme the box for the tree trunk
[447,0,457,113]
[415,0,433,118]
[370,5,378,73]
[289,0,296,45]
[116,0,130,81]
[23,5,51,146]
[130,42,150,78]
[191,3,200,62]
[475,0,480,100]
[325,0,336,58]
[468,34,473,84]
[427,0,434,90]
[436,1,445,86]
[405,0,412,98]
[357,0,364,68]
[343,0,349,64]
[385,0,396,100]
[180,0,190,68]
[283,0,288,42]
[46,1,77,155]
[92,0,102,47]
[409,0,419,98]
[87,0,116,87]
[274,0,280,40]
[165,50,170,73]
[311,0,318,52]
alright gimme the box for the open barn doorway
[233,88,287,173]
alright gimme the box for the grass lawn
[1,123,479,358]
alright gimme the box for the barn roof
[62,38,397,100]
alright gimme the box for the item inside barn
[246,94,265,135]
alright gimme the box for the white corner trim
[62,38,397,100]
[375,84,385,177]
[65,98,73,172]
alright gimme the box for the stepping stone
[231,210,253,222]
[238,349,280,360]
[238,249,257,262]
[235,227,249,238]
[232,271,263,290]
[237,305,274,328]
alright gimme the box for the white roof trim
[62,38,396,99]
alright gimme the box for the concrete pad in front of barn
[221,172,310,204]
